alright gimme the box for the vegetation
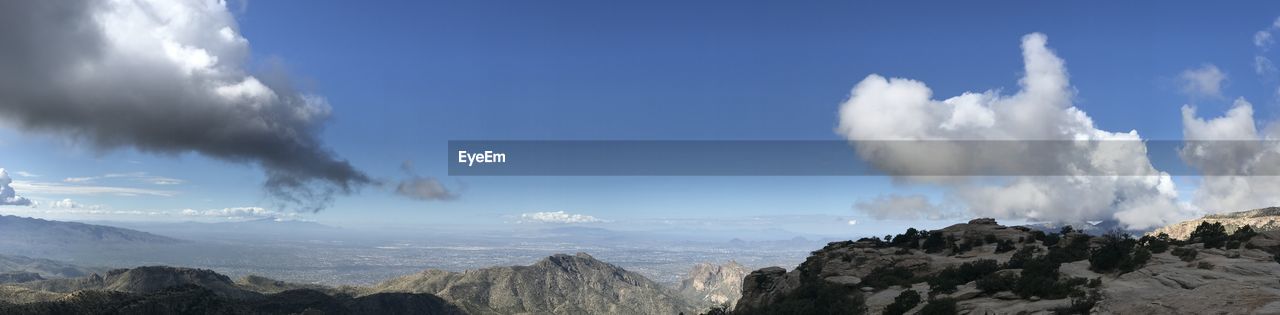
[917,298,958,315]
[1089,232,1150,274]
[883,290,921,315]
[975,272,1017,294]
[927,260,1000,293]
[1137,233,1171,253]
[1171,247,1198,262]
[860,266,916,289]
[1190,222,1228,249]
[922,231,947,253]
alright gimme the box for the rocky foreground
[734,217,1280,315]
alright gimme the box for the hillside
[1149,206,1280,239]
[0,266,464,314]
[677,261,749,310]
[372,252,699,315]
[0,253,103,279]
[734,218,1280,314]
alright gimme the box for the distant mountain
[0,215,180,248]
[1021,219,1136,236]
[0,253,102,279]
[97,217,341,241]
[372,252,699,315]
[676,261,749,310]
[1149,206,1280,239]
[0,266,465,315]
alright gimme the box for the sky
[4,1,1280,238]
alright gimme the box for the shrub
[1052,290,1100,315]
[922,232,947,253]
[883,290,922,315]
[1086,277,1102,288]
[1171,247,1198,262]
[1047,234,1091,264]
[1138,233,1170,253]
[1190,222,1228,249]
[927,260,999,293]
[1061,226,1076,235]
[861,265,915,289]
[891,228,922,249]
[976,272,1017,293]
[1090,232,1149,274]
[1197,261,1214,270]
[984,234,999,244]
[1006,245,1039,269]
[1043,233,1061,247]
[1030,230,1047,242]
[995,240,1016,253]
[918,298,957,315]
[1013,257,1085,299]
[1232,225,1259,242]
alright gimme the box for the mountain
[372,252,699,315]
[1149,206,1280,239]
[0,266,464,314]
[735,218,1280,314]
[97,217,342,242]
[676,261,749,310]
[1021,219,1133,236]
[0,253,103,279]
[0,216,181,258]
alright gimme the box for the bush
[733,275,865,315]
[984,234,999,244]
[883,290,921,315]
[1042,233,1060,247]
[927,260,999,293]
[995,240,1016,253]
[922,231,947,253]
[1232,225,1259,242]
[1013,257,1085,299]
[1052,290,1100,315]
[1190,222,1228,249]
[1006,245,1039,269]
[1171,247,1198,262]
[1047,234,1091,264]
[1138,233,1171,253]
[1090,232,1149,274]
[861,266,915,289]
[1197,261,1214,270]
[918,298,957,315]
[891,228,922,249]
[976,272,1017,293]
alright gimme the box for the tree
[1189,222,1227,249]
[883,290,921,315]
[922,231,947,253]
[918,298,957,315]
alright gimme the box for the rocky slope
[0,253,103,279]
[1150,206,1280,239]
[735,218,1280,314]
[676,261,749,310]
[372,252,698,315]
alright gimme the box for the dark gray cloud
[394,161,458,201]
[0,1,369,211]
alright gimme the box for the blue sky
[4,1,1280,238]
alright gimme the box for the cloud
[1254,17,1280,74]
[518,211,606,224]
[9,181,176,197]
[63,172,183,185]
[836,33,1189,230]
[180,206,296,219]
[1180,64,1226,97]
[0,169,33,206]
[393,161,459,201]
[0,1,368,212]
[13,171,37,178]
[854,194,956,220]
[1181,99,1280,213]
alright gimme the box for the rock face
[676,261,749,310]
[373,252,698,315]
[735,218,1280,314]
[1150,206,1280,239]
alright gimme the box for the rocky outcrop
[735,218,1280,314]
[373,252,698,315]
[676,261,749,309]
[1149,207,1280,239]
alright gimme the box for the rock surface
[1150,206,1280,239]
[676,261,749,310]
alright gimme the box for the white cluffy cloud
[1180,64,1226,97]
[180,207,297,220]
[1256,17,1280,74]
[0,169,33,206]
[837,33,1190,230]
[1181,99,1280,213]
[64,172,184,185]
[518,211,606,224]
